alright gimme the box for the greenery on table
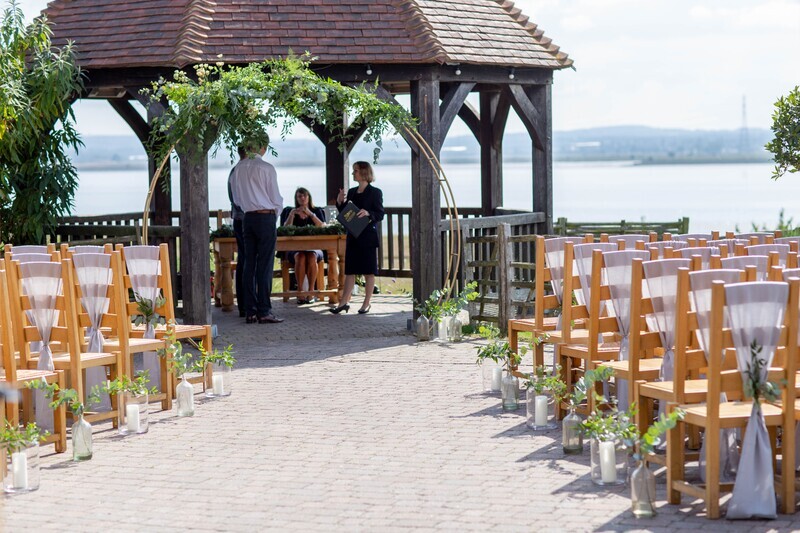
[277,224,346,237]
[210,224,235,241]
[143,52,416,164]
[0,421,47,453]
[0,1,84,244]
[766,86,800,179]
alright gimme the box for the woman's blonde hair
[353,161,375,183]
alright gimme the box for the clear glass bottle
[206,363,232,398]
[176,375,195,417]
[415,315,430,341]
[447,316,463,342]
[481,360,502,393]
[562,406,583,454]
[501,372,519,411]
[3,442,40,493]
[590,438,627,486]
[72,415,93,461]
[526,388,556,430]
[436,317,451,341]
[119,391,149,435]
[630,460,657,518]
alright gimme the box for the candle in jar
[212,374,225,395]
[11,451,28,489]
[491,367,502,391]
[126,403,141,432]
[598,440,617,483]
[534,395,548,427]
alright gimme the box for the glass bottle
[206,363,232,398]
[120,391,149,435]
[436,317,452,341]
[415,315,430,341]
[448,316,463,342]
[481,360,502,392]
[72,415,93,461]
[3,442,40,493]
[562,406,583,454]
[501,372,519,411]
[590,438,627,486]
[630,460,657,518]
[176,375,195,417]
[526,388,556,430]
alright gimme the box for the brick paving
[0,294,795,531]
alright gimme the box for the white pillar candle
[11,451,28,489]
[126,404,141,432]
[534,395,549,427]
[599,440,617,483]
[491,367,502,391]
[212,374,225,395]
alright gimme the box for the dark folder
[336,201,370,238]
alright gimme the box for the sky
[15,0,800,138]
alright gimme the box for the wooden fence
[554,216,689,237]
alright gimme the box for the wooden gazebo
[45,0,572,325]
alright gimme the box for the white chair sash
[735,232,774,244]
[573,243,617,307]
[647,240,689,259]
[124,246,162,389]
[746,244,790,267]
[72,254,113,410]
[10,245,48,254]
[674,233,714,242]
[642,258,691,381]
[678,246,720,269]
[604,250,650,409]
[720,255,769,281]
[606,235,649,250]
[724,281,787,520]
[70,245,106,255]
[19,261,62,432]
[709,238,750,255]
[775,236,800,247]
[689,269,742,483]
[543,237,585,304]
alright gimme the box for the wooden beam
[175,136,212,325]
[410,79,442,310]
[439,82,475,139]
[373,84,419,155]
[299,116,329,143]
[480,91,505,216]
[457,100,481,141]
[529,84,554,233]
[492,93,511,142]
[505,84,545,150]
[108,99,149,146]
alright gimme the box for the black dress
[337,184,384,275]
[279,206,326,263]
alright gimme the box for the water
[72,161,797,233]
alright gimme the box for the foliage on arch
[144,53,416,161]
[0,1,83,244]
[766,86,800,180]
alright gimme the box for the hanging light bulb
[508,68,516,80]
[366,64,373,76]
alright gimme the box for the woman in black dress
[280,187,326,304]
[331,161,384,314]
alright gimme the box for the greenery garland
[277,224,346,237]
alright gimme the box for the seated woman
[280,187,327,304]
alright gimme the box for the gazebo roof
[44,0,571,70]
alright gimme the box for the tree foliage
[766,86,800,180]
[144,52,415,163]
[0,1,84,244]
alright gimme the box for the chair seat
[638,378,707,402]
[560,341,622,360]
[104,337,165,353]
[682,401,784,428]
[599,358,662,380]
[509,317,586,335]
[0,368,58,383]
[131,323,208,340]
[52,351,119,369]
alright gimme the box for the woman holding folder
[331,161,384,314]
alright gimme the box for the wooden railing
[555,216,690,237]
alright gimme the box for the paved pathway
[1,295,795,531]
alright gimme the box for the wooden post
[410,79,442,308]
[529,85,553,234]
[479,91,509,217]
[175,138,211,325]
[325,143,348,206]
[497,223,513,334]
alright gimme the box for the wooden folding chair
[727,231,777,244]
[668,279,798,518]
[2,244,55,255]
[0,269,67,453]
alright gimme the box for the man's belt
[248,209,276,214]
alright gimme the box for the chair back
[647,240,689,259]
[727,231,775,244]
[602,234,652,249]
[0,270,18,381]
[746,244,790,267]
[573,242,618,306]
[678,246,720,269]
[541,236,591,306]
[674,232,719,242]
[69,253,114,353]
[775,236,800,253]
[60,244,111,259]
[720,255,769,281]
[3,244,55,255]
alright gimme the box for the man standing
[227,147,247,318]
[229,141,285,324]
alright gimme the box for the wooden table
[213,234,346,310]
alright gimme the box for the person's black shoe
[329,304,350,314]
[245,315,257,324]
[305,297,316,304]
[258,314,284,324]
[297,298,307,305]
[358,305,371,314]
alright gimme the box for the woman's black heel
[358,305,371,314]
[329,304,350,314]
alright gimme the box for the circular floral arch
[143,54,461,301]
